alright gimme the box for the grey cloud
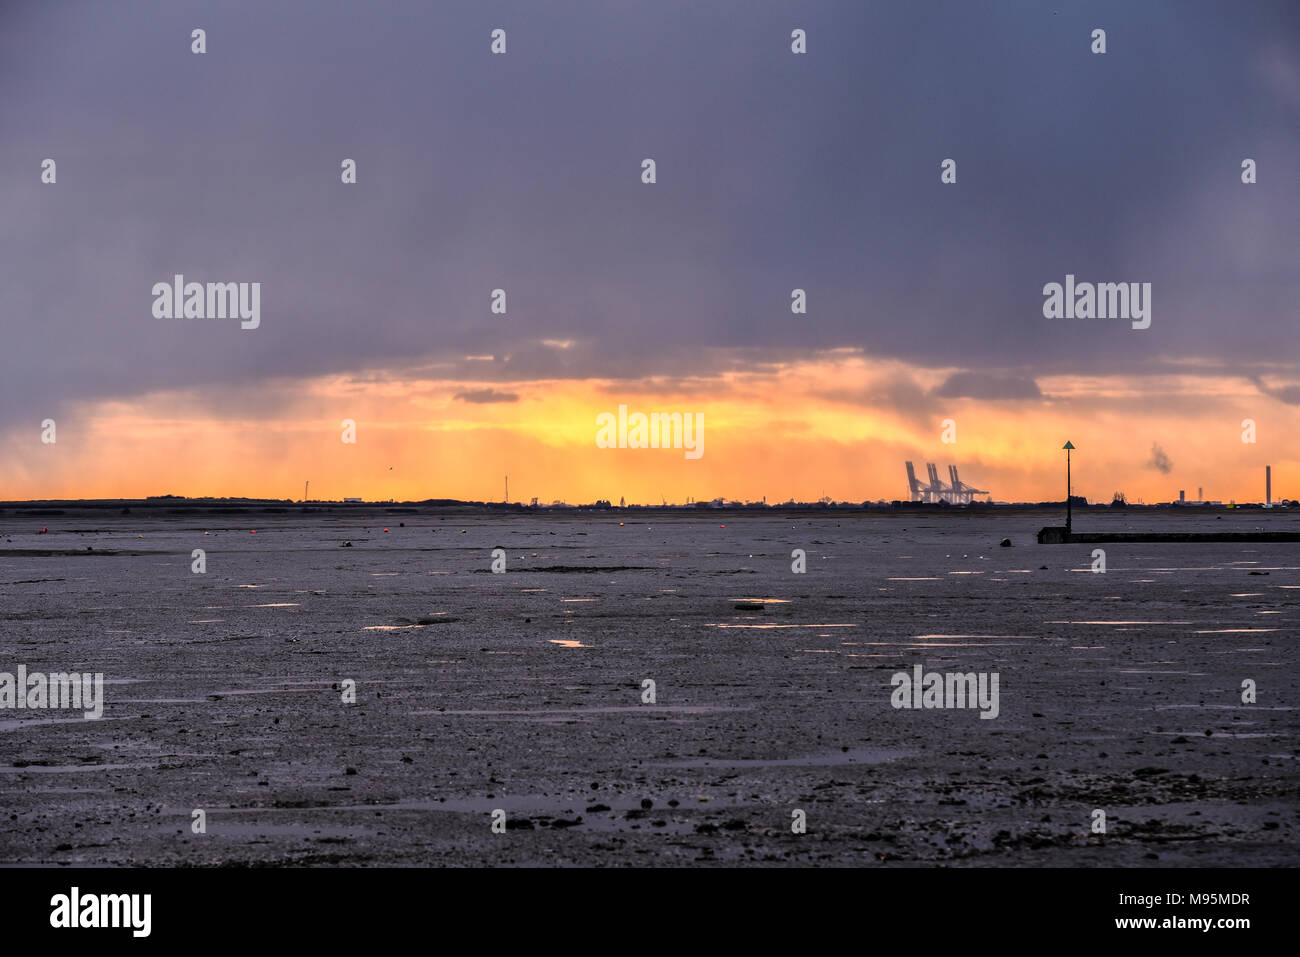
[1250,375,1300,406]
[454,388,520,404]
[931,372,1042,401]
[1147,443,1173,475]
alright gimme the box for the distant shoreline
[0,498,1290,518]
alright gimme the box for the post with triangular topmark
[1063,441,1075,532]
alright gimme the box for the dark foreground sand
[1,509,1296,866]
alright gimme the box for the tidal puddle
[904,641,1023,647]
[172,797,707,835]
[124,698,210,705]
[0,716,132,732]
[705,623,856,630]
[0,763,156,774]
[1155,704,1296,711]
[415,705,743,717]
[912,634,1035,640]
[1048,620,1194,626]
[1151,731,1282,739]
[155,820,372,840]
[653,746,912,768]
[206,685,333,697]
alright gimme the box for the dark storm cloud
[1,0,1297,428]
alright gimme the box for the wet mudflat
[0,509,1296,866]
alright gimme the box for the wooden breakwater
[1037,526,1300,544]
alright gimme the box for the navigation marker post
[1063,441,1075,532]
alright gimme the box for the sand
[0,508,1296,866]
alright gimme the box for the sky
[1,0,1297,505]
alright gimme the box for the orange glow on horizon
[3,356,1296,506]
